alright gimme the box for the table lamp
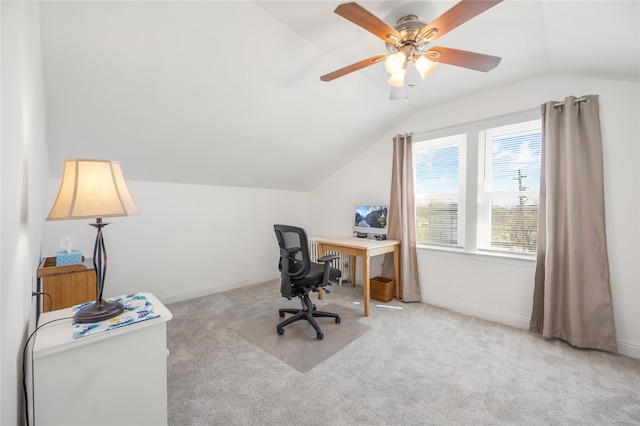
[46,159,140,323]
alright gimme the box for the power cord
[31,291,53,312]
[22,316,73,426]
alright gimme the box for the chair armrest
[280,247,303,277]
[318,254,339,285]
[317,254,339,263]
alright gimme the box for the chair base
[277,292,340,340]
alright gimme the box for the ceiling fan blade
[427,47,501,72]
[320,54,386,82]
[418,0,503,42]
[335,2,402,44]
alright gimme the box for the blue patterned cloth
[72,293,160,339]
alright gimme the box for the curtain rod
[553,97,590,108]
[409,107,539,139]
[408,99,588,139]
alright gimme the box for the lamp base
[74,299,125,323]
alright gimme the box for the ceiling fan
[320,1,503,100]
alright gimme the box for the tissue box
[56,250,83,266]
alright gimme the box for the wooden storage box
[37,257,96,312]
[370,276,394,303]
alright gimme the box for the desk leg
[393,246,400,300]
[363,255,370,317]
[350,255,356,287]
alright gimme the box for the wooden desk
[315,237,400,317]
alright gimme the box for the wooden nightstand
[37,257,97,312]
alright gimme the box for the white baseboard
[424,295,640,360]
[616,339,640,359]
[423,295,531,329]
[157,273,280,305]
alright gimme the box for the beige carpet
[167,281,640,425]
[236,303,370,372]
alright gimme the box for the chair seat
[292,262,342,288]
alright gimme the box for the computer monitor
[353,205,388,236]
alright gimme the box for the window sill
[416,245,536,266]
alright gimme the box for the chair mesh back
[274,225,311,298]
[282,232,303,262]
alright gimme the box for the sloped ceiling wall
[39,1,639,191]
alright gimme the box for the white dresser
[32,293,172,425]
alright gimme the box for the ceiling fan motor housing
[385,15,435,57]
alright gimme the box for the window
[414,134,466,247]
[413,111,542,256]
[478,120,542,253]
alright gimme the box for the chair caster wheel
[335,317,341,324]
[277,327,284,335]
[317,332,324,340]
[279,312,285,318]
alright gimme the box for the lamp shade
[415,56,438,80]
[47,159,139,221]
[384,52,406,74]
[387,70,406,88]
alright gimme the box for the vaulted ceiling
[39,1,639,191]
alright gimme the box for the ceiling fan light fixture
[320,1,505,100]
[384,51,406,74]
[387,69,406,87]
[415,55,438,80]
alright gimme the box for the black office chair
[273,224,341,340]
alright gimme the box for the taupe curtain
[530,95,617,352]
[382,134,421,302]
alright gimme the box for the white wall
[43,181,309,304]
[310,75,640,359]
[1,2,50,423]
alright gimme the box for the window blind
[414,134,466,247]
